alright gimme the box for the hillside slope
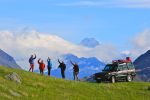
[0,49,21,69]
[0,66,150,100]
[134,50,150,81]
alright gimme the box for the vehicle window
[122,64,128,70]
[103,65,116,71]
[118,65,123,71]
[118,64,127,71]
[127,63,134,69]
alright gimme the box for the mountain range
[80,38,100,48]
[32,50,150,81]
[1,40,150,82]
[47,54,105,80]
[0,49,21,69]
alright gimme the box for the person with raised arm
[38,58,45,75]
[29,54,36,72]
[47,57,52,76]
[70,60,79,80]
[58,59,66,79]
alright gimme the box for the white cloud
[121,29,150,60]
[0,30,118,70]
[131,29,150,56]
[57,0,150,8]
[121,50,131,56]
[1,29,150,70]
[133,29,150,49]
[1,29,149,70]
[119,0,150,8]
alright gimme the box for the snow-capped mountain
[0,49,21,69]
[48,54,105,80]
[80,38,100,48]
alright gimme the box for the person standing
[58,59,66,79]
[29,54,36,72]
[70,60,79,80]
[47,57,52,76]
[38,58,45,75]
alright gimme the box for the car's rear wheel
[111,76,115,83]
[126,75,132,82]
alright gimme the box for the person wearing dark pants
[58,59,66,79]
[61,69,65,79]
[47,57,52,76]
[38,59,45,75]
[70,60,79,80]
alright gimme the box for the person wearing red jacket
[38,59,45,75]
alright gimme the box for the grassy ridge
[0,66,149,100]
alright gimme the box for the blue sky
[1,0,150,69]
[0,0,150,47]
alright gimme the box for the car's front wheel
[96,79,101,83]
[126,75,132,82]
[111,76,115,83]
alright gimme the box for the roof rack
[112,60,132,64]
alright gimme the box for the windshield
[103,65,116,71]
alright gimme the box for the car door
[116,64,127,80]
[127,63,136,76]
[122,64,128,79]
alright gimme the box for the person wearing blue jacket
[47,57,52,76]
[29,54,36,72]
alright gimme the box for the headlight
[108,73,111,75]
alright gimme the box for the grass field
[0,66,150,100]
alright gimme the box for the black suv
[94,62,136,83]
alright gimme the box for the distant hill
[44,54,105,80]
[63,54,105,79]
[134,50,150,82]
[0,49,21,69]
[80,38,100,48]
[0,66,150,100]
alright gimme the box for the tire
[126,75,132,82]
[111,76,115,83]
[96,79,101,83]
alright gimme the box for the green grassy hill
[0,66,150,100]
